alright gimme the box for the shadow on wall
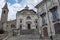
[0,30,5,34]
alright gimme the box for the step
[7,34,40,40]
[20,34,40,39]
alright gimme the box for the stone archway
[43,27,48,37]
[54,23,60,34]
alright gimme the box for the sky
[0,0,42,21]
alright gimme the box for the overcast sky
[0,0,42,21]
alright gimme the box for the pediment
[17,9,36,15]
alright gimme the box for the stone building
[0,2,16,32]
[0,2,17,40]
[4,6,40,40]
[16,6,40,40]
[16,6,38,31]
[0,0,60,40]
[35,0,60,40]
[0,2,40,40]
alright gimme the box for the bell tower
[0,0,9,30]
[1,1,9,22]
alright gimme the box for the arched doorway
[27,24,31,29]
[43,27,48,37]
[54,23,60,34]
[26,21,32,30]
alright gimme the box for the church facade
[0,0,60,40]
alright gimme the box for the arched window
[50,7,58,22]
[3,10,6,14]
[27,16,31,19]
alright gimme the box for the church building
[0,0,60,40]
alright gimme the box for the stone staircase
[7,36,19,40]
[0,32,8,40]
[20,29,39,35]
[6,29,41,40]
[19,29,40,40]
[20,34,40,40]
[0,34,7,40]
[42,37,51,40]
[7,34,40,40]
[7,34,52,40]
[3,33,60,40]
[6,29,51,40]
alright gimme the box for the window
[36,21,37,23]
[35,19,37,23]
[13,31,16,36]
[42,16,45,25]
[41,13,46,26]
[20,25,22,29]
[4,10,6,13]
[27,16,31,19]
[51,7,58,21]
[11,24,16,28]
[36,25,37,29]
[20,19,22,23]
[2,22,4,27]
